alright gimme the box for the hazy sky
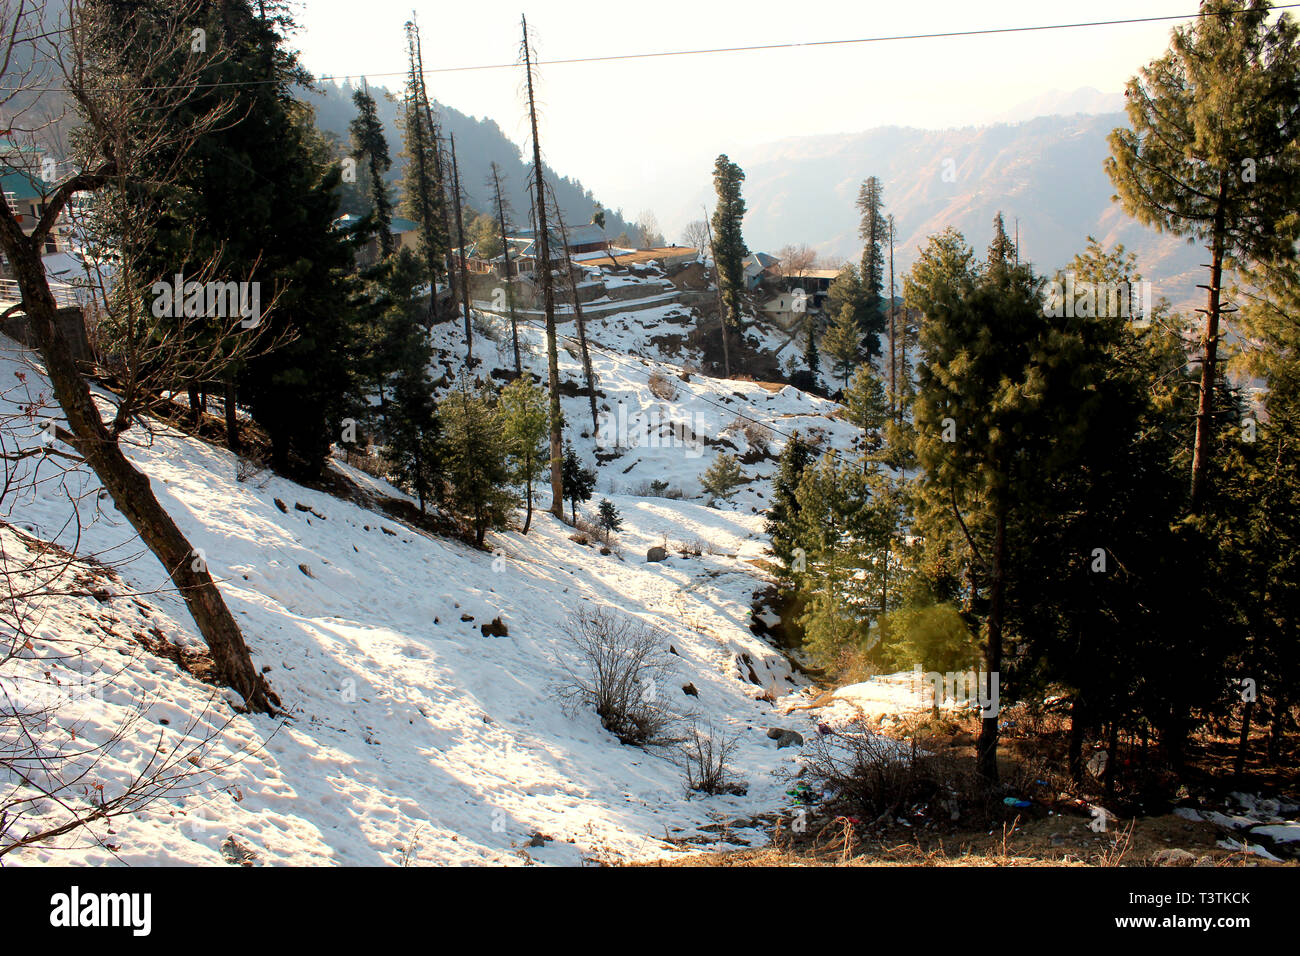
[290,0,1191,224]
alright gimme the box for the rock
[480,617,508,638]
[460,613,475,622]
[274,498,287,513]
[681,682,699,697]
[647,545,669,562]
[776,730,804,749]
[766,727,785,739]
[298,563,314,578]
[1152,848,1197,867]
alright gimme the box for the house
[775,266,839,311]
[459,221,612,277]
[741,251,781,290]
[1,142,74,256]
[333,213,421,267]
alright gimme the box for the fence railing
[0,278,81,309]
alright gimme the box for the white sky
[289,0,1190,222]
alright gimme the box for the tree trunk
[522,468,534,535]
[522,16,565,519]
[1234,696,1255,779]
[1068,696,1087,782]
[8,247,278,714]
[187,381,202,428]
[703,215,731,378]
[1103,720,1119,802]
[1190,178,1229,513]
[449,134,473,363]
[976,503,1007,783]
[224,377,240,452]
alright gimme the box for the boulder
[647,545,669,562]
[480,616,508,637]
[776,730,804,749]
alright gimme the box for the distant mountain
[991,87,1126,124]
[303,80,638,241]
[656,113,1203,312]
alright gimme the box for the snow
[0,266,907,865]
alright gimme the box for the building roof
[512,222,609,248]
[742,252,781,271]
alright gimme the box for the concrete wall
[1,306,93,363]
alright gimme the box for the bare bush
[556,606,677,746]
[647,369,678,402]
[679,719,746,796]
[801,719,985,826]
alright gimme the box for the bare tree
[680,219,709,253]
[777,243,817,284]
[0,0,278,712]
[520,15,564,520]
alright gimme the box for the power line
[5,5,1296,94]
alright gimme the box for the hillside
[0,295,864,866]
[304,79,639,240]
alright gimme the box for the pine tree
[710,154,748,329]
[398,20,449,319]
[440,378,515,547]
[803,313,820,379]
[561,442,597,523]
[349,84,394,256]
[597,499,623,539]
[823,303,862,388]
[987,212,1017,270]
[907,223,1094,781]
[844,363,888,460]
[701,453,745,501]
[499,376,549,534]
[377,251,441,511]
[856,176,886,349]
[1105,0,1300,510]
[765,433,813,576]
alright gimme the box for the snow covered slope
[0,301,857,866]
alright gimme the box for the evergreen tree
[700,453,745,501]
[376,250,441,511]
[349,84,394,255]
[856,176,886,346]
[792,454,901,671]
[802,313,820,379]
[907,223,1097,781]
[710,154,748,329]
[823,303,862,388]
[561,442,597,523]
[596,499,623,539]
[499,376,549,534]
[765,433,814,576]
[440,378,515,547]
[1105,0,1300,510]
[844,363,888,461]
[398,20,449,318]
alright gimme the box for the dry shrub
[679,719,746,796]
[556,606,677,746]
[801,720,997,827]
[648,369,679,402]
